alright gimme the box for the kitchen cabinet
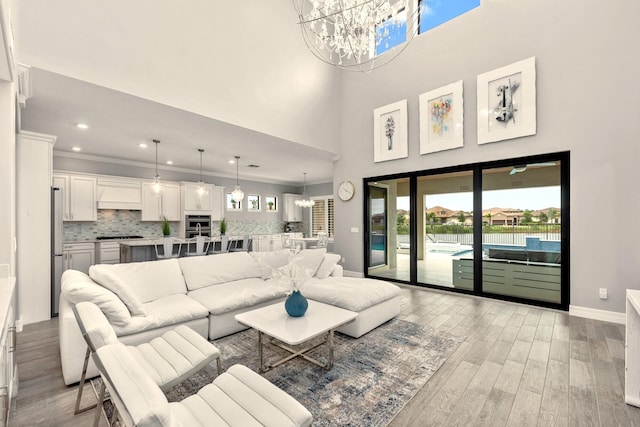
[63,243,95,274]
[0,278,17,427]
[141,182,180,221]
[52,173,97,221]
[95,242,120,264]
[282,194,303,222]
[96,178,142,210]
[181,183,225,220]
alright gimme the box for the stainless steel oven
[185,215,211,238]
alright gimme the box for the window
[418,0,480,34]
[247,195,260,212]
[265,196,278,212]
[310,196,334,238]
[376,8,407,56]
[226,193,242,211]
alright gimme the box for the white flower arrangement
[271,249,312,294]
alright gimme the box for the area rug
[93,319,463,426]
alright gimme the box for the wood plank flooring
[9,285,640,426]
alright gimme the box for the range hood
[97,178,142,210]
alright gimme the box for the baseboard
[343,270,364,278]
[569,305,625,325]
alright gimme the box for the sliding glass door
[364,152,569,310]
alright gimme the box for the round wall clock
[338,180,355,201]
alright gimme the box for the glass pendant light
[295,172,315,208]
[196,148,206,196]
[151,139,163,195]
[231,155,244,202]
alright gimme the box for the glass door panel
[416,171,474,289]
[367,179,410,282]
[481,161,562,304]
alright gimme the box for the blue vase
[285,290,308,317]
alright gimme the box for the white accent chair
[186,235,210,256]
[93,344,313,427]
[154,238,182,259]
[72,302,221,426]
[308,232,328,249]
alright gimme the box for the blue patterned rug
[166,318,464,426]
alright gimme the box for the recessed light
[76,123,89,129]
[166,160,173,165]
[138,143,148,148]
[228,159,235,164]
[71,146,82,152]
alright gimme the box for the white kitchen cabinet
[53,173,97,221]
[0,278,17,426]
[95,242,120,264]
[181,183,225,219]
[52,174,69,220]
[282,193,303,222]
[69,176,97,221]
[141,182,180,221]
[63,243,95,274]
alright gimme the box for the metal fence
[424,223,561,245]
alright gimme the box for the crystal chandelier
[295,173,315,208]
[231,156,244,202]
[293,0,419,72]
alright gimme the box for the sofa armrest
[59,293,99,385]
[331,264,343,277]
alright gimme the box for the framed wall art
[477,56,536,145]
[373,99,408,163]
[419,80,464,154]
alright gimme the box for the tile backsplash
[64,210,306,241]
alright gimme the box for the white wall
[18,0,342,153]
[333,0,640,314]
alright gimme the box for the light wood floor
[9,285,640,426]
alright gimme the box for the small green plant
[161,216,171,236]
[220,217,227,235]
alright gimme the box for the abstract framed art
[373,99,408,163]
[419,80,464,154]
[477,56,536,145]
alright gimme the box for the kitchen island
[118,236,250,263]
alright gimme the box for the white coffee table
[235,299,357,372]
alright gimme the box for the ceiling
[19,68,338,186]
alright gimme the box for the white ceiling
[20,68,338,186]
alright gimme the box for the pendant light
[295,172,315,208]
[151,139,163,195]
[231,155,244,202]
[196,148,206,196]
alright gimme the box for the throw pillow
[315,253,341,279]
[89,266,148,317]
[292,248,327,277]
[249,250,292,280]
[61,270,131,327]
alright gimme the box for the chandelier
[295,173,315,208]
[293,0,419,72]
[231,155,245,202]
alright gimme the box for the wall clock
[338,180,355,201]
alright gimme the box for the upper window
[418,0,480,34]
[376,8,407,56]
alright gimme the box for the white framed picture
[373,99,408,163]
[419,80,464,154]
[477,56,536,145]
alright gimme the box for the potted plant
[268,201,274,211]
[161,216,171,237]
[220,217,227,235]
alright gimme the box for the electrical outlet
[341,257,345,263]
[351,227,359,233]
[599,288,608,300]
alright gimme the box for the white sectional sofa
[59,249,401,385]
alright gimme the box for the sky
[396,186,561,211]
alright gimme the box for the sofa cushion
[314,253,341,279]
[249,250,291,279]
[187,278,289,315]
[62,270,132,327]
[292,248,326,277]
[178,252,262,291]
[112,294,209,337]
[90,259,187,307]
[302,277,401,312]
